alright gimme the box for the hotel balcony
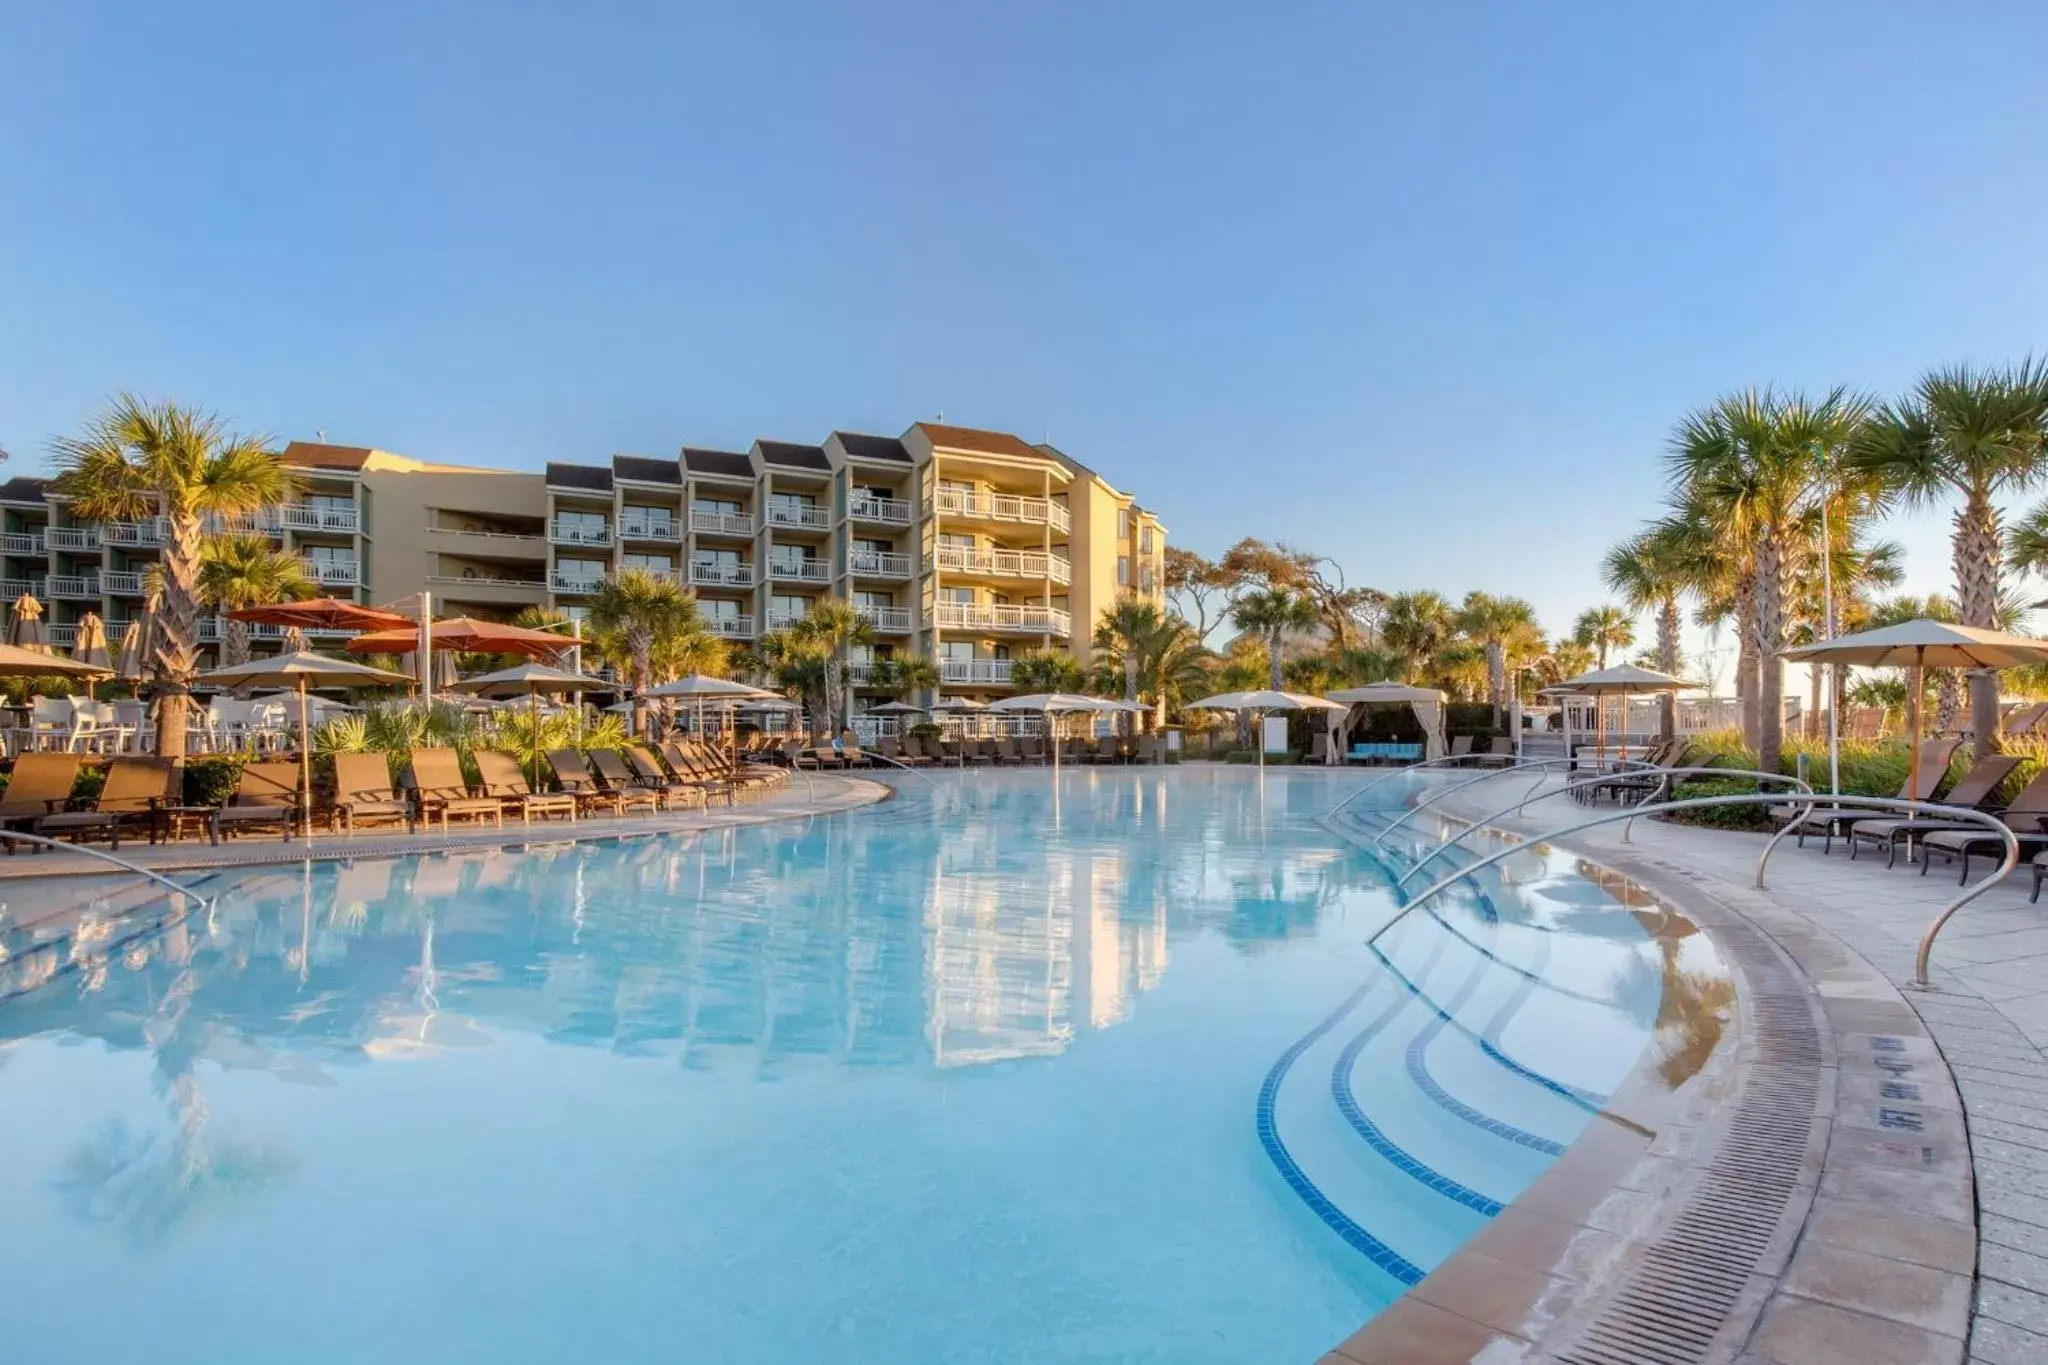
[706,615,756,639]
[690,561,755,589]
[931,602,1072,635]
[550,573,605,595]
[301,558,361,587]
[427,572,548,605]
[766,504,830,533]
[549,522,613,548]
[768,558,831,585]
[47,574,101,600]
[849,550,913,578]
[930,546,1072,586]
[940,658,1015,686]
[857,606,914,633]
[102,520,166,548]
[46,526,100,552]
[618,514,682,543]
[214,511,284,537]
[933,489,1071,534]
[0,532,44,555]
[850,494,914,526]
[689,509,754,538]
[767,607,813,630]
[200,616,290,644]
[846,661,879,686]
[282,503,360,533]
[100,571,146,596]
[0,578,36,600]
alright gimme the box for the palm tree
[196,536,314,667]
[1603,521,1694,739]
[1230,587,1319,691]
[52,396,295,757]
[1571,605,1635,669]
[1454,591,1541,727]
[1380,591,1454,682]
[585,568,702,736]
[758,627,831,738]
[1093,596,1177,703]
[788,599,871,734]
[1850,359,2048,753]
[1010,647,1085,693]
[870,652,939,702]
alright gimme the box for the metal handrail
[1368,757,1622,847]
[1325,753,1559,823]
[1388,766,1811,889]
[0,830,215,902]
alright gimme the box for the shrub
[1224,749,1298,764]
[180,754,250,806]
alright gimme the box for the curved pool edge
[1320,782,1974,1365]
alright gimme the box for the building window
[941,586,975,605]
[694,548,740,569]
[1117,509,1130,539]
[306,543,353,566]
[938,479,976,495]
[1140,526,1153,553]
[1117,555,1129,586]
[855,590,894,609]
[560,605,590,625]
[557,557,607,585]
[939,532,976,549]
[770,545,817,571]
[621,553,673,575]
[940,641,975,662]
[693,497,741,516]
[770,491,816,512]
[855,536,893,555]
[556,509,606,533]
[701,599,741,623]
[308,493,354,521]
[771,593,811,620]
[623,504,675,532]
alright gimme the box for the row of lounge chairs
[0,739,786,851]
[860,734,1165,767]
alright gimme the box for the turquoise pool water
[0,767,1713,1363]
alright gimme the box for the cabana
[1327,682,1448,765]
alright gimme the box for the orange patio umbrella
[344,616,572,663]
[226,598,415,632]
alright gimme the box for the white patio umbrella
[988,693,1104,772]
[642,673,780,758]
[1786,620,2048,802]
[451,662,609,742]
[867,700,927,716]
[1184,689,1347,773]
[1552,664,1700,763]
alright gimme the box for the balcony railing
[766,503,830,531]
[0,578,34,600]
[0,532,44,555]
[849,550,913,577]
[930,545,1072,585]
[767,608,816,630]
[427,573,546,592]
[850,495,913,525]
[846,662,878,685]
[428,523,544,545]
[932,602,1072,635]
[857,606,914,633]
[933,489,1071,533]
[940,659,1015,685]
[549,523,613,548]
[103,520,166,547]
[283,503,359,533]
[214,511,284,537]
[617,516,681,542]
[768,558,831,584]
[46,526,99,551]
[550,574,605,594]
[706,615,756,638]
[690,561,755,588]
[689,509,754,537]
[46,624,77,648]
[301,559,361,587]
[46,574,100,599]
[100,571,145,595]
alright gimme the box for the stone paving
[1434,780,2048,1364]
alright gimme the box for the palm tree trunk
[223,619,251,669]
[1735,575,1760,751]
[1656,597,1678,741]
[1267,629,1284,691]
[1124,652,1139,703]
[1807,661,1823,741]
[153,513,204,761]
[1754,529,1788,776]
[1485,641,1505,729]
[1935,669,1961,732]
[630,635,652,737]
[1955,488,2005,756]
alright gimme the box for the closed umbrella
[113,612,156,683]
[9,593,47,653]
[72,613,112,698]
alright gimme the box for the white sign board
[1263,716,1289,753]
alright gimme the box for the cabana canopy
[1327,682,1448,762]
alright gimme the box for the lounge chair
[666,740,774,795]
[1134,735,1160,764]
[588,748,681,810]
[473,750,577,824]
[1449,735,1474,758]
[2004,702,2048,738]
[624,745,711,808]
[409,748,504,830]
[212,761,301,844]
[36,757,175,850]
[545,748,654,816]
[330,752,415,833]
[1844,755,2021,865]
[1919,768,2048,882]
[1774,738,1961,853]
[0,754,83,850]
[1019,736,1046,765]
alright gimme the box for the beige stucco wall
[360,461,547,604]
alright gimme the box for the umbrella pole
[1909,646,1924,817]
[529,683,539,782]
[299,678,313,841]
[1827,662,1841,796]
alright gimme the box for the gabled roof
[612,454,681,485]
[545,462,613,493]
[682,447,755,480]
[755,440,831,471]
[833,431,910,463]
[912,422,1046,461]
[281,441,373,471]
[0,475,50,505]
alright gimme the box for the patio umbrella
[197,651,416,833]
[642,674,779,756]
[1184,689,1348,773]
[1786,620,2048,803]
[227,598,413,633]
[113,612,156,683]
[9,592,47,653]
[1551,664,1699,763]
[451,661,609,741]
[868,700,927,716]
[929,695,985,710]
[989,693,1108,773]
[72,612,112,696]
[345,616,573,661]
[0,642,111,680]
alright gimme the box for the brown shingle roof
[612,454,681,485]
[545,462,613,492]
[755,440,830,471]
[682,447,755,480]
[281,441,373,471]
[833,432,911,464]
[912,423,1044,461]
[0,476,50,504]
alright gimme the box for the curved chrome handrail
[1371,791,2017,989]
[0,830,214,903]
[1388,766,1812,890]
[1324,752,1535,823]
[1369,757,1630,847]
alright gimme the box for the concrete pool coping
[1322,780,1978,1365]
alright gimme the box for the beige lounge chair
[37,757,175,850]
[1776,738,1962,852]
[473,750,576,824]
[409,748,503,830]
[588,748,677,810]
[0,753,83,850]
[545,748,652,816]
[330,752,415,833]
[212,761,300,843]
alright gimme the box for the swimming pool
[0,767,1723,1363]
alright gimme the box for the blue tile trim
[1255,977,1426,1286]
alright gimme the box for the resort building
[4,422,1165,697]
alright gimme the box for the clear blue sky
[4,2,2046,682]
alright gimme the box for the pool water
[0,767,1722,1364]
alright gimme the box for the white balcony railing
[766,503,830,531]
[849,495,913,525]
[767,608,813,630]
[46,574,100,599]
[550,574,605,594]
[617,516,681,542]
[846,662,878,685]
[857,606,914,633]
[301,558,361,587]
[940,659,1015,685]
[103,520,167,547]
[768,558,831,584]
[706,615,756,638]
[549,523,613,548]
[0,578,33,600]
[281,503,359,533]
[214,511,284,537]
[689,509,754,537]
[931,602,1072,635]
[426,573,546,592]
[690,561,755,588]
[930,545,1072,585]
[849,550,913,578]
[933,489,1070,533]
[100,571,145,595]
[0,532,44,555]
[46,526,99,551]
[46,624,77,648]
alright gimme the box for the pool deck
[1330,774,2048,1365]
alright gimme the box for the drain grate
[1553,919,1822,1365]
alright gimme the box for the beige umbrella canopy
[1551,664,1701,761]
[1786,619,2048,802]
[9,592,47,653]
[1185,689,1347,772]
[451,662,609,742]
[0,642,112,680]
